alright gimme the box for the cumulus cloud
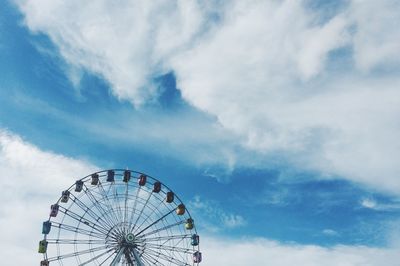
[14,0,222,106]
[13,0,400,194]
[0,129,96,264]
[202,236,400,266]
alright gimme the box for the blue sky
[1,0,400,265]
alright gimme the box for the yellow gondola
[185,218,194,230]
[38,240,48,253]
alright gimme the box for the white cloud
[14,0,220,106]
[361,197,400,211]
[350,0,400,71]
[13,0,400,194]
[0,129,96,264]
[201,236,400,266]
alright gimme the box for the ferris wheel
[38,169,202,266]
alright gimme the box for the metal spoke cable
[58,206,109,235]
[46,239,106,245]
[138,220,185,239]
[127,183,142,231]
[69,194,116,232]
[134,208,176,236]
[78,247,116,266]
[142,247,191,266]
[138,234,192,242]
[47,245,112,262]
[50,222,106,239]
[82,185,117,230]
[130,187,153,233]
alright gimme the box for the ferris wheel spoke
[46,239,106,245]
[138,220,185,238]
[98,249,119,265]
[69,194,116,231]
[134,208,176,236]
[140,252,157,265]
[130,187,153,233]
[139,236,189,263]
[110,247,125,266]
[87,184,121,228]
[97,181,121,225]
[127,184,142,230]
[112,181,124,226]
[141,243,193,254]
[58,206,109,235]
[47,245,112,262]
[132,196,165,235]
[142,247,191,266]
[51,221,106,239]
[138,234,192,242]
[123,180,129,231]
[129,248,145,266]
[78,247,116,266]
[82,185,118,229]
[138,249,161,265]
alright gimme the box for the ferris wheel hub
[125,233,135,244]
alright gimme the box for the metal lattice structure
[39,169,202,265]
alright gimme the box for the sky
[1,0,400,265]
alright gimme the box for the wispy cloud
[361,198,400,212]
[322,229,339,237]
[189,196,246,232]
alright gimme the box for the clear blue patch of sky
[194,168,400,246]
[2,0,399,248]
[305,0,349,24]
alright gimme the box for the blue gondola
[42,221,51,234]
[191,234,199,246]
